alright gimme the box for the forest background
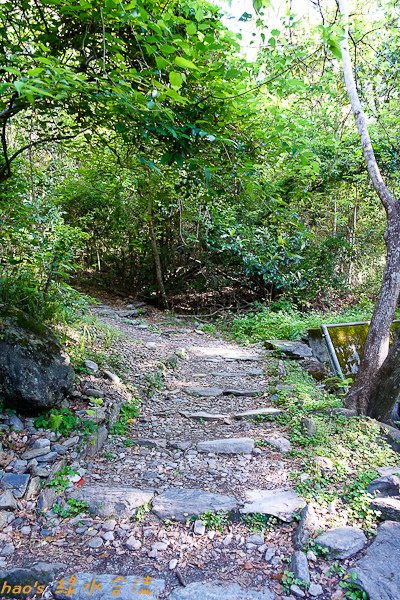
[1,0,397,337]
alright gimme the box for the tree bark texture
[339,0,400,418]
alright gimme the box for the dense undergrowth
[266,358,397,532]
[230,302,377,343]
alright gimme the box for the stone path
[1,301,397,599]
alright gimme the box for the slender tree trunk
[148,207,168,309]
[338,0,400,416]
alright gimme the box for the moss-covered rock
[0,307,73,413]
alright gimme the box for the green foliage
[308,541,330,558]
[0,0,397,316]
[47,466,78,492]
[135,502,151,523]
[34,408,96,437]
[0,196,89,322]
[63,315,125,373]
[53,498,89,518]
[109,399,140,436]
[271,360,396,528]
[196,510,231,531]
[241,513,278,531]
[281,570,308,594]
[143,370,164,397]
[340,573,368,599]
[197,323,217,334]
[231,304,375,343]
[343,471,381,530]
[122,439,136,447]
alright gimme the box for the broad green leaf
[155,56,168,70]
[169,71,183,89]
[186,22,197,35]
[175,56,198,70]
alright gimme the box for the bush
[231,304,375,342]
[0,194,88,323]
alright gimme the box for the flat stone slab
[21,446,51,460]
[234,408,281,420]
[377,466,400,477]
[169,581,274,599]
[370,496,400,521]
[241,488,305,522]
[265,340,313,359]
[1,473,30,498]
[183,387,224,397]
[315,526,367,559]
[152,488,238,521]
[182,412,229,422]
[196,438,254,454]
[69,486,153,518]
[53,573,165,599]
[223,389,260,397]
[350,521,400,600]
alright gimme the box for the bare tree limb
[338,0,395,212]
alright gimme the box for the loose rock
[241,488,305,522]
[350,520,400,600]
[293,504,318,549]
[196,438,254,455]
[0,491,17,511]
[290,551,310,584]
[368,475,400,497]
[263,437,292,454]
[183,387,224,398]
[370,496,400,521]
[0,309,73,411]
[315,526,367,559]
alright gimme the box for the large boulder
[0,308,73,413]
[350,521,400,600]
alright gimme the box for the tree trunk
[338,0,400,417]
[346,208,400,413]
[149,209,168,309]
[367,325,400,423]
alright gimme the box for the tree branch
[338,0,395,212]
[0,130,89,183]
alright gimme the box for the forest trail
[6,302,336,599]
[73,302,301,597]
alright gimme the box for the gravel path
[2,302,346,599]
[86,304,296,498]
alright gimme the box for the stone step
[181,411,230,421]
[315,526,367,559]
[69,485,153,518]
[265,340,312,359]
[151,488,238,521]
[350,521,400,599]
[182,407,281,422]
[223,389,260,397]
[241,488,305,522]
[183,387,224,397]
[182,386,261,398]
[196,437,254,454]
[234,408,281,420]
[169,581,274,599]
